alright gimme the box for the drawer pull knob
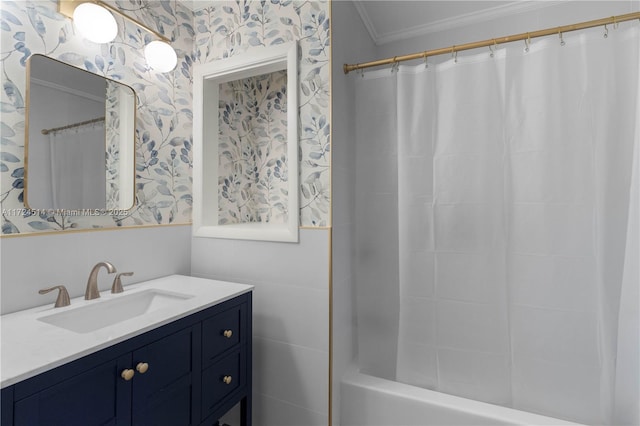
[121,369,135,381]
[223,330,233,338]
[136,362,149,374]
[222,375,233,385]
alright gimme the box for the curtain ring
[489,39,497,57]
[613,16,619,29]
[524,33,531,52]
[559,31,565,46]
[489,38,498,58]
[423,52,428,69]
[451,46,458,63]
[604,24,609,38]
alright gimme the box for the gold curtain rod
[344,11,640,74]
[41,117,105,135]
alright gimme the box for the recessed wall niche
[218,70,288,225]
[193,43,298,242]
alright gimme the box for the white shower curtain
[49,121,106,210]
[355,25,639,425]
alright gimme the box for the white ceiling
[352,1,564,45]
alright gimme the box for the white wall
[376,1,640,62]
[1,226,192,314]
[331,2,377,425]
[192,229,330,426]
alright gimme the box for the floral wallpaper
[1,0,331,234]
[218,70,289,224]
[194,0,331,227]
[0,0,193,234]
[105,80,120,211]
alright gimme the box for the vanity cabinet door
[131,327,194,426]
[13,354,132,426]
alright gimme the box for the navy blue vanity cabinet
[1,387,14,425]
[200,302,251,425]
[1,292,252,426]
[13,354,133,425]
[131,326,195,426]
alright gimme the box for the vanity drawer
[202,303,245,365]
[201,350,245,417]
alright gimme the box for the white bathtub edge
[341,367,585,426]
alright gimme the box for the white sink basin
[38,289,194,333]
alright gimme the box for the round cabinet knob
[136,362,149,374]
[121,369,135,381]
[222,375,233,385]
[223,330,233,338]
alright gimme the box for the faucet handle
[39,285,71,308]
[111,272,134,294]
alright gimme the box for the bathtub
[340,368,584,426]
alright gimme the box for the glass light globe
[144,41,178,72]
[73,3,118,44]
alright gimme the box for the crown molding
[31,78,104,103]
[352,0,380,44]
[355,1,571,46]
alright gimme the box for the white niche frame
[193,43,299,242]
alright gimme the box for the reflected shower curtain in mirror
[354,26,639,425]
[48,121,106,210]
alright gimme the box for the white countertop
[0,274,253,388]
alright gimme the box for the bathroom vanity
[0,275,253,426]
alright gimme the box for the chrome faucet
[85,261,117,300]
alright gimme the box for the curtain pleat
[48,122,106,210]
[354,26,639,425]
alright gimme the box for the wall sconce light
[59,0,178,72]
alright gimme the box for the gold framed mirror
[25,54,136,212]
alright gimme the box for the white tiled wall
[191,229,330,426]
[0,225,192,314]
[353,73,400,381]
[330,2,378,424]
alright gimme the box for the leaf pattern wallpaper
[218,70,289,225]
[1,0,194,234]
[1,0,330,234]
[105,80,121,211]
[189,0,330,226]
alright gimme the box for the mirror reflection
[26,54,136,212]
